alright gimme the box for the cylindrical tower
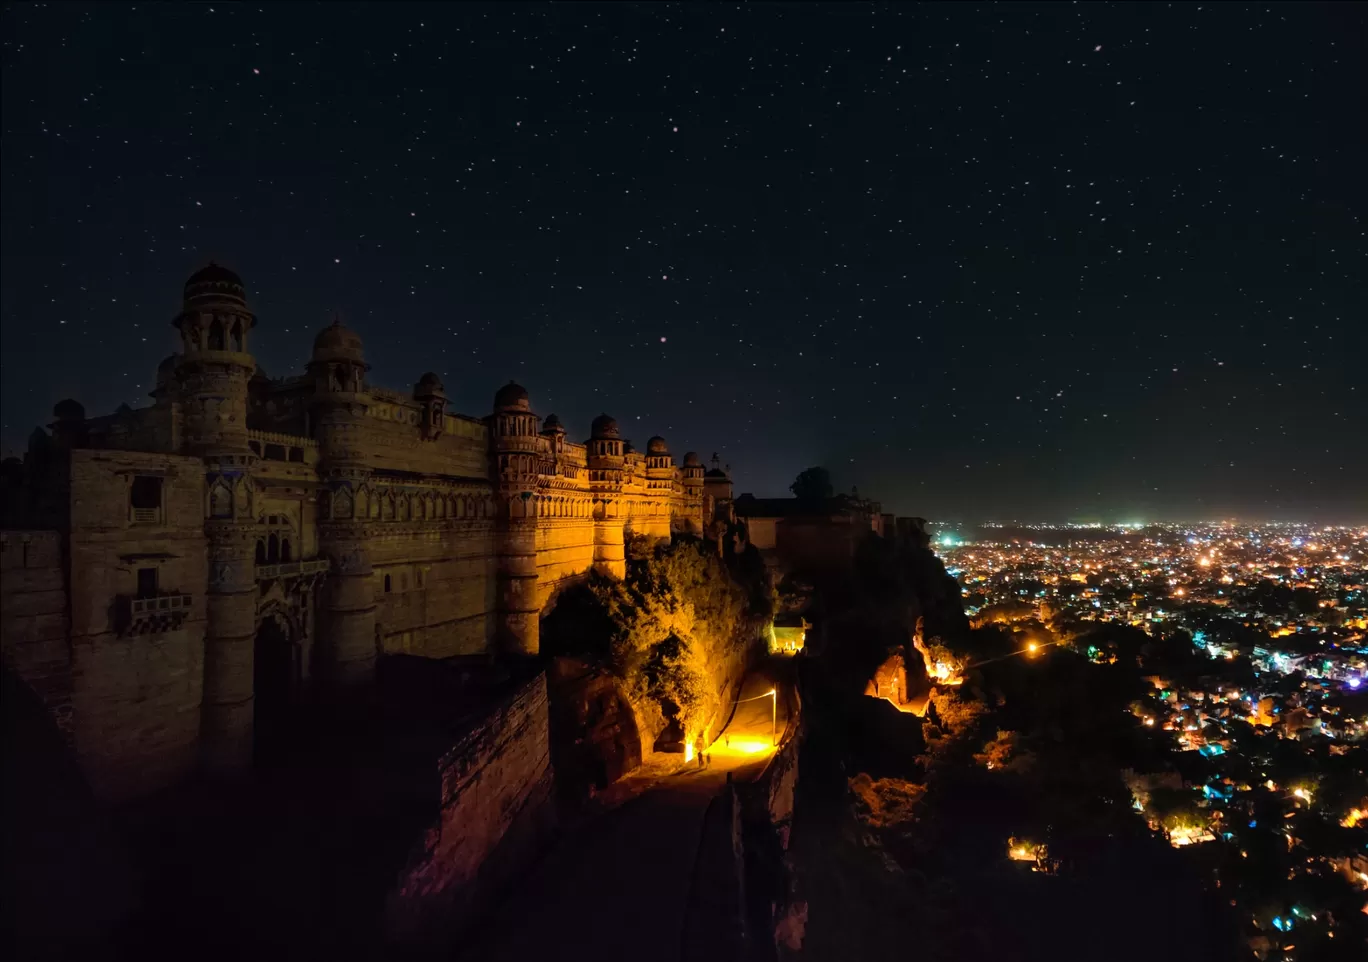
[587,414,626,578]
[173,263,257,456]
[681,451,705,536]
[414,372,448,441]
[643,435,676,540]
[173,264,261,773]
[308,319,378,691]
[491,382,541,656]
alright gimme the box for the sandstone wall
[386,671,557,948]
[66,449,209,799]
[372,521,498,658]
[534,515,597,610]
[0,532,73,740]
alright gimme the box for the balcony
[118,593,193,637]
[255,558,330,583]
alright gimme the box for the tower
[703,453,734,528]
[587,413,626,578]
[308,318,378,690]
[491,382,541,656]
[644,435,675,540]
[681,451,705,535]
[414,372,447,441]
[173,263,260,773]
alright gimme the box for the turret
[308,317,372,482]
[490,382,541,657]
[172,264,259,773]
[308,317,376,692]
[587,414,626,578]
[491,381,540,490]
[540,413,567,454]
[414,372,447,440]
[172,263,256,456]
[681,451,705,535]
[49,399,88,449]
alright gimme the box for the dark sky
[2,2,1364,522]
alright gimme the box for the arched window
[268,532,280,563]
[230,319,244,352]
[384,574,392,593]
[280,539,292,563]
[208,317,225,351]
[255,540,267,565]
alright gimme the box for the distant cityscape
[934,521,1367,958]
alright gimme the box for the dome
[415,371,445,396]
[312,317,366,364]
[683,451,701,467]
[590,413,620,439]
[52,398,85,421]
[705,466,729,479]
[493,381,530,412]
[541,413,566,434]
[157,354,181,378]
[183,262,247,307]
[646,435,669,455]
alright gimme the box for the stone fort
[0,263,735,799]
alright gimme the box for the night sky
[2,2,1363,522]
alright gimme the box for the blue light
[1248,820,1257,828]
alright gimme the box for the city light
[938,520,1367,951]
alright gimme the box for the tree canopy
[789,465,834,503]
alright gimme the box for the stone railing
[247,429,317,448]
[255,558,330,582]
[119,593,193,637]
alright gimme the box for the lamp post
[769,688,777,746]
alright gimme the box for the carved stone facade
[0,264,729,799]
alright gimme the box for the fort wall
[385,671,557,947]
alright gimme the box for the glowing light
[1027,642,1039,653]
[683,741,695,763]
[724,739,774,756]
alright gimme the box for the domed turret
[646,435,669,455]
[493,381,530,413]
[412,372,447,439]
[52,399,85,421]
[308,316,369,398]
[540,413,566,435]
[590,413,620,440]
[683,451,702,467]
[173,262,256,359]
[312,317,366,365]
[183,262,247,308]
[415,372,445,397]
[50,399,87,449]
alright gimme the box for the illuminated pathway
[460,667,793,962]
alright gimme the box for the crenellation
[0,263,731,799]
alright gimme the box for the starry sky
[1,2,1363,522]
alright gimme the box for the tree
[789,465,834,503]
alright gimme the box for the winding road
[459,667,793,962]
